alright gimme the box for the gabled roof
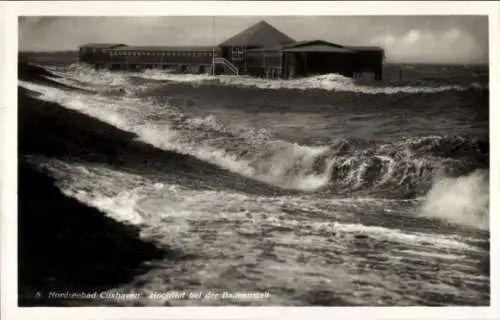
[283,45,355,53]
[285,40,345,49]
[218,20,295,47]
[247,39,353,53]
[346,46,384,52]
[282,40,355,53]
[79,43,127,49]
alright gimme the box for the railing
[212,57,239,75]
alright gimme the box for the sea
[18,62,490,306]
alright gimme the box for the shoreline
[17,63,172,306]
[17,62,289,305]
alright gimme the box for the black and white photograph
[3,1,498,317]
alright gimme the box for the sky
[18,16,489,64]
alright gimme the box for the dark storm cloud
[19,16,488,64]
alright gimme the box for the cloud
[18,16,488,64]
[371,27,486,64]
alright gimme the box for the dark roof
[247,45,284,53]
[79,43,126,49]
[218,20,295,47]
[248,40,384,54]
[286,40,345,49]
[283,45,355,53]
[347,46,384,52]
[113,46,215,52]
[247,40,348,53]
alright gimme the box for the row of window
[85,47,247,60]
[109,51,214,57]
[231,47,245,61]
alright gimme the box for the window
[231,47,245,61]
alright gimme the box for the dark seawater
[19,62,489,306]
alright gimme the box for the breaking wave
[18,61,490,306]
[19,77,488,197]
[419,169,489,230]
[42,63,488,94]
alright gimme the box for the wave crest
[419,169,489,230]
[19,66,488,196]
[41,63,487,95]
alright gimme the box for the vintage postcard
[1,1,498,320]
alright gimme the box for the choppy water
[19,62,489,306]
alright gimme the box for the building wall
[79,47,110,64]
[353,50,384,73]
[109,51,215,65]
[247,51,281,69]
[281,51,358,78]
[78,43,384,79]
[219,45,262,72]
[79,47,219,72]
